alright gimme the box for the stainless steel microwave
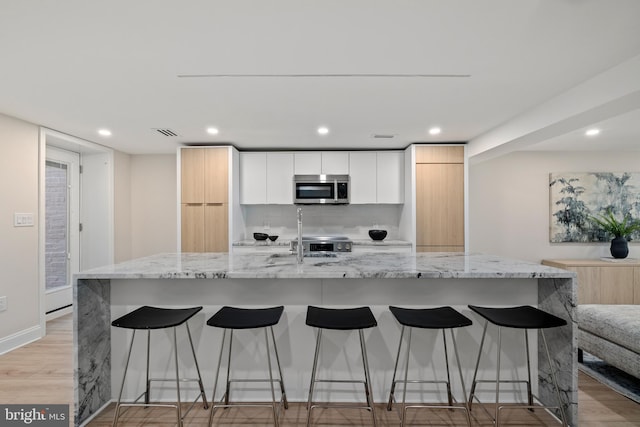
[293,174,350,204]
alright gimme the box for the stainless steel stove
[290,235,353,253]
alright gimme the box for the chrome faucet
[296,206,304,263]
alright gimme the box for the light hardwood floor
[1,314,639,426]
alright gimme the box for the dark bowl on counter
[268,235,279,242]
[253,232,269,241]
[368,229,387,241]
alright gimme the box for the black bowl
[253,232,269,241]
[368,229,387,241]
[268,235,279,242]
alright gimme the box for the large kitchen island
[74,252,577,426]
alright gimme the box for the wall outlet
[0,296,6,312]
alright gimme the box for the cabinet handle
[205,203,224,206]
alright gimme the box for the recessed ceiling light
[317,126,329,135]
[585,128,600,136]
[98,129,111,137]
[207,127,219,135]
[428,127,441,135]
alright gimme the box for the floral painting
[549,172,640,243]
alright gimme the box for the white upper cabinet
[241,150,403,204]
[349,152,377,204]
[240,152,267,204]
[266,152,294,204]
[294,152,349,175]
[377,151,404,203]
[294,152,321,174]
[321,152,349,175]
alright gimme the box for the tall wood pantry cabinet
[415,145,465,252]
[180,146,229,252]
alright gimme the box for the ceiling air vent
[372,134,396,139]
[152,128,179,137]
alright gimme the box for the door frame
[38,128,114,329]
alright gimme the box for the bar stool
[206,306,288,427]
[305,306,378,427]
[467,305,568,426]
[386,306,472,427]
[111,306,208,427]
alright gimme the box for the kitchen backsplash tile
[240,204,404,241]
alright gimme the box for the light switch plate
[14,213,34,227]
[0,296,7,312]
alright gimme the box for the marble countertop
[75,252,575,280]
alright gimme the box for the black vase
[610,236,629,259]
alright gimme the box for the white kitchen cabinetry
[321,151,349,174]
[349,151,404,204]
[240,152,267,204]
[266,152,294,204]
[294,152,321,174]
[294,152,349,175]
[349,152,377,204]
[377,151,404,203]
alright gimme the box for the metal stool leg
[270,326,289,410]
[186,322,208,409]
[541,330,568,427]
[468,320,489,410]
[495,326,502,426]
[264,328,280,427]
[208,329,227,427]
[442,329,453,408]
[306,328,322,426]
[387,325,405,411]
[450,329,472,427]
[224,330,233,406]
[113,330,137,427]
[400,327,412,427]
[145,330,151,404]
[173,327,183,427]
[525,329,533,410]
[359,329,378,427]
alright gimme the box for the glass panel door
[45,147,79,314]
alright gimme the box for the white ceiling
[1,0,640,156]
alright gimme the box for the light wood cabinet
[541,259,640,304]
[415,146,464,252]
[180,147,229,252]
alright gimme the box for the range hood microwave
[293,174,350,204]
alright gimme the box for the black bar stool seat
[387,306,473,427]
[206,306,288,427]
[111,306,208,427]
[207,306,284,329]
[390,306,472,329]
[305,306,378,427]
[467,305,568,426]
[112,306,202,329]
[306,305,377,330]
[468,305,567,329]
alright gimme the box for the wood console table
[542,259,640,304]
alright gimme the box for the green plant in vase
[589,209,640,259]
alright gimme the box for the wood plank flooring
[1,314,639,426]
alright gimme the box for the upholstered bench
[577,304,640,378]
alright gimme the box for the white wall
[0,114,40,348]
[469,150,640,262]
[130,154,177,258]
[113,151,131,263]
